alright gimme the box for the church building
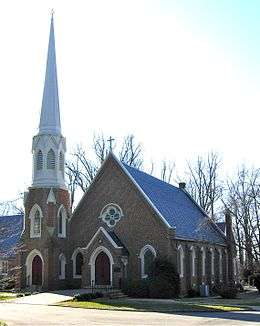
[17,16,236,294]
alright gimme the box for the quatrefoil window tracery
[99,204,123,227]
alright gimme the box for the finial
[51,9,55,19]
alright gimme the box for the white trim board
[84,227,123,251]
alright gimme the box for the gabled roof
[0,214,24,259]
[122,163,226,245]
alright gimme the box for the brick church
[16,16,236,294]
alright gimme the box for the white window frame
[218,248,223,277]
[57,205,67,238]
[190,246,196,277]
[71,248,84,279]
[29,204,43,238]
[178,245,185,277]
[0,260,8,275]
[58,253,66,280]
[201,247,206,276]
[210,248,215,275]
[98,203,123,228]
[139,245,156,279]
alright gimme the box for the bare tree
[160,160,175,183]
[224,166,260,271]
[66,133,143,209]
[0,195,24,216]
[185,152,222,219]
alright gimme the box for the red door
[32,255,42,285]
[95,252,110,285]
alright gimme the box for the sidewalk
[10,288,91,305]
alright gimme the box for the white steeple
[39,13,61,135]
[31,13,66,189]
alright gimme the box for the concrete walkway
[11,288,91,305]
[1,302,260,326]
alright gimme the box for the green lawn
[0,292,16,301]
[59,297,248,313]
[177,289,260,308]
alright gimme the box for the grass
[58,297,249,313]
[0,292,16,301]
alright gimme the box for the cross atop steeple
[107,136,115,152]
[39,12,61,135]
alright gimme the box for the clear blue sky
[0,0,260,202]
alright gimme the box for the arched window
[178,245,185,277]
[190,246,196,277]
[201,247,206,276]
[36,150,43,170]
[47,149,55,169]
[218,249,223,278]
[210,248,215,275]
[72,249,84,278]
[57,206,66,238]
[29,205,42,238]
[76,252,83,276]
[33,210,41,235]
[139,245,156,279]
[59,152,64,174]
[58,254,66,280]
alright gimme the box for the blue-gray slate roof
[0,214,24,259]
[123,164,226,245]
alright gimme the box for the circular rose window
[98,204,123,227]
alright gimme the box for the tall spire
[39,12,61,135]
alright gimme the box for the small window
[178,245,185,277]
[47,149,55,169]
[33,210,41,236]
[140,245,156,279]
[190,246,196,277]
[36,150,43,170]
[58,254,66,279]
[59,152,64,173]
[211,248,215,275]
[98,204,123,227]
[58,210,63,235]
[58,206,66,238]
[76,253,83,276]
[144,250,154,278]
[1,261,8,274]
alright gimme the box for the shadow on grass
[61,298,248,314]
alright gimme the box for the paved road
[1,302,260,326]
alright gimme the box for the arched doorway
[95,252,110,285]
[32,255,43,285]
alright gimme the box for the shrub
[149,257,180,299]
[235,282,244,293]
[122,279,149,298]
[186,288,199,298]
[122,257,180,299]
[74,292,103,301]
[0,277,15,290]
[214,283,238,299]
[252,274,260,292]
